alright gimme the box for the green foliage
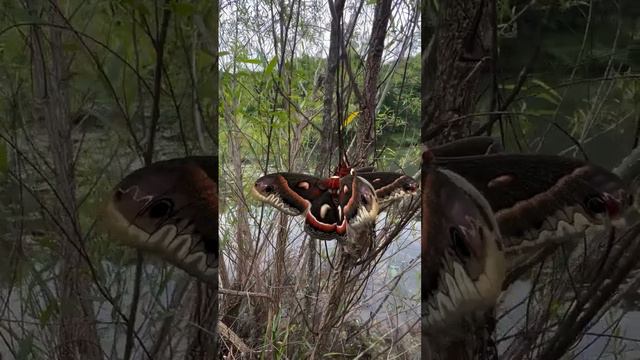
[0,0,217,358]
[220,51,421,175]
[489,0,640,167]
[220,3,421,357]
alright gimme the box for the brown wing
[422,151,505,337]
[252,172,325,216]
[355,172,418,207]
[434,153,629,253]
[103,156,218,285]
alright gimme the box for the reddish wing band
[253,170,417,240]
[338,175,379,233]
[252,173,325,215]
[304,190,347,240]
[430,151,630,285]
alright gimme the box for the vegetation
[0,1,216,359]
[424,0,640,359]
[219,0,420,358]
[2,0,638,359]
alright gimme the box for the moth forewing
[422,161,506,339]
[103,157,218,286]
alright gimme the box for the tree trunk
[211,2,219,154]
[303,0,346,339]
[422,0,492,146]
[29,2,102,359]
[317,0,345,176]
[355,0,392,167]
[311,1,396,354]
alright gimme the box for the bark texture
[355,0,393,167]
[422,0,492,146]
[317,0,346,176]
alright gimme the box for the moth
[252,168,419,240]
[103,156,218,285]
[427,137,630,283]
[422,149,505,339]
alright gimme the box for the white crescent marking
[320,204,331,219]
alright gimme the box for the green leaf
[264,56,278,76]
[389,265,399,278]
[237,56,261,65]
[531,78,561,103]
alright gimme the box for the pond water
[220,203,422,325]
[498,280,640,358]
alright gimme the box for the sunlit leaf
[343,111,360,127]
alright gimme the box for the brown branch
[144,2,172,164]
[538,223,640,359]
[355,0,392,167]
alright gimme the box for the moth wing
[303,190,346,240]
[253,173,324,216]
[422,161,505,335]
[338,175,379,233]
[103,156,218,285]
[435,154,628,252]
[356,172,418,206]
